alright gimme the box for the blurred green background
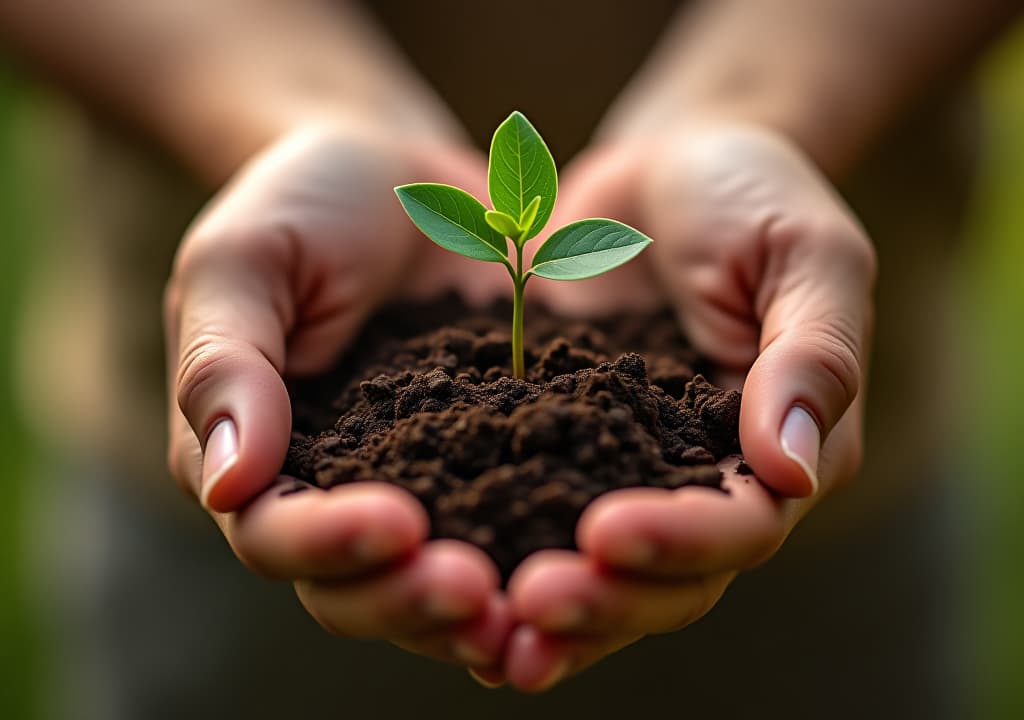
[1,24,1023,720]
[1,63,38,719]
[961,26,1024,720]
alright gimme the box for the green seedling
[395,111,652,379]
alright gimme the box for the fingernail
[201,419,238,509]
[535,658,572,692]
[453,639,492,667]
[468,668,503,689]
[780,406,820,494]
[540,604,587,632]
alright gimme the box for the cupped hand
[507,124,877,690]
[163,121,513,668]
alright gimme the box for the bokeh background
[1,21,1023,720]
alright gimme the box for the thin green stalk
[395,111,651,382]
[512,242,526,379]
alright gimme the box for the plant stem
[512,242,526,379]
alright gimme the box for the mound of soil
[285,296,741,582]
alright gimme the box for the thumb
[166,227,295,513]
[740,219,876,498]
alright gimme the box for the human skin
[165,124,516,665]
[497,0,1020,691]
[503,124,874,689]
[1,0,516,670]
[1,0,1019,692]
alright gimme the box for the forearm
[599,0,1020,179]
[0,0,463,185]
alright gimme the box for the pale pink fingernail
[201,419,238,509]
[780,406,820,494]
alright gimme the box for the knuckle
[802,318,863,410]
[175,333,235,420]
[771,214,878,290]
[175,221,293,282]
[814,218,878,286]
[175,227,236,275]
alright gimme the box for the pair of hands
[164,117,875,691]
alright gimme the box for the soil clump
[285,296,741,582]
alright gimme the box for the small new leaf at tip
[395,183,509,264]
[517,195,542,244]
[488,111,557,241]
[529,218,652,280]
[393,112,655,382]
[484,210,520,239]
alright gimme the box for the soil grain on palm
[285,296,741,582]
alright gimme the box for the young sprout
[395,111,652,379]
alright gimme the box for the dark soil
[284,295,741,582]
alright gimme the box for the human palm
[504,124,876,689]
[164,123,513,668]
[165,120,875,689]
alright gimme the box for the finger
[741,216,876,497]
[167,400,205,494]
[392,595,513,670]
[219,481,428,580]
[295,539,499,639]
[640,137,768,373]
[503,625,573,693]
[508,550,731,638]
[576,459,787,577]
[503,624,642,693]
[660,267,762,371]
[165,222,296,513]
[637,130,876,498]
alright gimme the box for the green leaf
[395,183,508,263]
[488,111,557,241]
[529,218,652,280]
[517,195,542,241]
[484,210,520,238]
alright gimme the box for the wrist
[591,3,887,183]
[147,0,467,187]
[597,88,861,183]
[160,67,466,187]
